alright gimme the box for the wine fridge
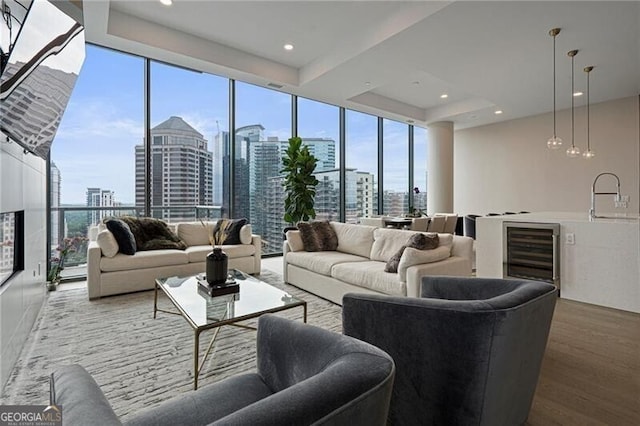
[503,222,560,287]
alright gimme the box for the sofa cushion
[331,261,406,296]
[100,249,188,272]
[397,246,452,282]
[331,222,375,258]
[370,228,416,262]
[385,233,438,273]
[286,230,305,252]
[297,220,339,251]
[96,230,119,258]
[105,219,136,255]
[184,244,256,263]
[176,221,215,246]
[286,251,368,276]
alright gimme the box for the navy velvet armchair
[51,315,395,426]
[342,276,557,426]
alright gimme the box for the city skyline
[51,44,427,206]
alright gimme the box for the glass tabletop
[156,269,305,329]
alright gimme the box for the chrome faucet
[589,172,625,219]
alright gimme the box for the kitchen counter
[476,212,640,313]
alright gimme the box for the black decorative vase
[206,248,228,286]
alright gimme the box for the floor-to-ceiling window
[50,45,143,277]
[382,119,409,216]
[149,61,228,222]
[234,82,291,254]
[297,97,340,222]
[345,111,378,223]
[414,126,428,212]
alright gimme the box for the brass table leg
[194,330,200,390]
[153,282,158,319]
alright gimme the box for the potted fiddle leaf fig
[281,136,319,229]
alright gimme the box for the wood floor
[527,298,640,425]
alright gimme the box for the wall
[0,137,47,391]
[454,96,639,216]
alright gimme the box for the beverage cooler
[503,222,560,289]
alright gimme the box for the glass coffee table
[154,269,307,389]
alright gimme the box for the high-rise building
[86,187,115,225]
[135,116,213,222]
[50,162,61,247]
[212,130,229,206]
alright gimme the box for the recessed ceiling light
[573,91,583,97]
[412,81,420,85]
[159,0,172,5]
[283,44,294,51]
[495,110,503,115]
[365,81,371,86]
[440,94,448,99]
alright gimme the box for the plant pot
[206,248,228,286]
[47,280,59,291]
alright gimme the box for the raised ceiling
[83,1,640,129]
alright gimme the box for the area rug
[0,271,342,421]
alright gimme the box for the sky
[52,44,427,205]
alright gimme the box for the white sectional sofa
[87,221,261,299]
[283,222,473,305]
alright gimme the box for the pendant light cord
[570,53,576,150]
[552,34,557,137]
[586,70,590,151]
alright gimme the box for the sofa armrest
[405,257,473,297]
[251,234,262,273]
[451,235,474,260]
[51,365,121,426]
[282,240,291,282]
[87,241,103,300]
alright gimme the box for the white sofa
[283,222,473,305]
[87,221,261,299]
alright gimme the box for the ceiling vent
[267,82,283,89]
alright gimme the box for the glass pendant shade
[566,145,581,157]
[583,149,595,159]
[547,135,563,149]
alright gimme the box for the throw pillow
[120,216,186,251]
[385,233,439,273]
[297,220,339,251]
[212,218,248,245]
[96,230,119,258]
[285,230,305,252]
[239,224,252,245]
[141,238,188,251]
[105,219,136,255]
[397,245,452,282]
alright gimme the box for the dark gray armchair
[343,276,557,426]
[51,315,395,426]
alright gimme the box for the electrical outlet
[565,233,575,245]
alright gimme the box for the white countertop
[479,211,640,224]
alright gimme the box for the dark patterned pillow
[120,216,186,251]
[105,219,137,255]
[385,233,439,273]
[297,220,338,251]
[213,218,248,245]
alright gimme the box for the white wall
[0,137,47,391]
[454,96,639,216]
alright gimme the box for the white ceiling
[82,0,640,129]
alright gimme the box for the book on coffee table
[196,274,239,297]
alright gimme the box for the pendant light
[583,66,595,159]
[547,28,563,149]
[566,49,581,158]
